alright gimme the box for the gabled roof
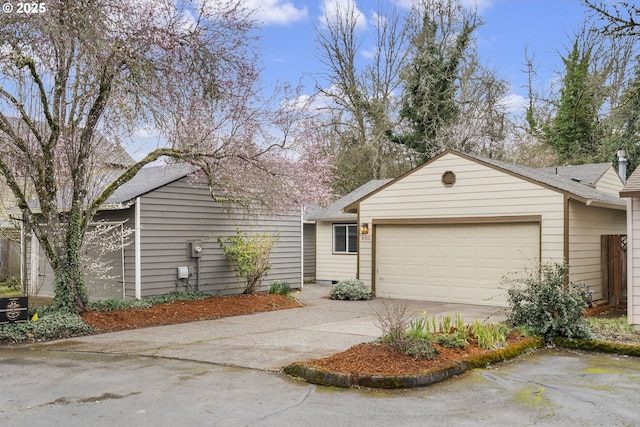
[22,163,197,212]
[621,167,640,197]
[308,179,393,221]
[344,150,626,213]
[102,164,197,208]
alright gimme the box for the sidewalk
[38,284,507,371]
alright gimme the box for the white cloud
[243,0,308,26]
[459,0,495,13]
[499,93,528,113]
[320,0,367,31]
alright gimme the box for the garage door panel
[375,223,539,306]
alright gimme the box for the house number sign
[0,297,28,324]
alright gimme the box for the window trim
[332,223,358,254]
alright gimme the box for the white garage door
[375,222,539,306]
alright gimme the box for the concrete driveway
[2,284,640,426]
[35,284,508,371]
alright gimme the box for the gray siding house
[24,164,302,300]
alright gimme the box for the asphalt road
[2,345,640,426]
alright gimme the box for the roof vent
[441,171,456,187]
[571,177,581,182]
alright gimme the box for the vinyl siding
[568,200,626,300]
[25,177,301,301]
[25,208,135,300]
[134,177,301,298]
[315,221,357,283]
[595,167,624,196]
[303,223,315,280]
[358,152,566,290]
[629,198,640,325]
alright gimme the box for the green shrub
[146,290,209,304]
[472,320,509,350]
[217,228,279,294]
[504,262,594,341]
[87,297,152,311]
[86,291,210,312]
[0,312,94,343]
[329,279,372,300]
[269,280,291,295]
[392,336,440,359]
[406,316,433,340]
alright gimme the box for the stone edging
[283,337,544,389]
[554,337,640,357]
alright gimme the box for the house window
[333,224,357,254]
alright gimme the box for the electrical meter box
[177,266,189,279]
[189,241,203,258]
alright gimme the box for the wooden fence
[601,234,627,306]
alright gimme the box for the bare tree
[0,0,333,313]
[583,1,640,37]
[315,0,412,195]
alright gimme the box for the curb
[284,337,544,389]
[554,337,640,357]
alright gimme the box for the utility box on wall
[189,241,202,258]
[177,266,189,279]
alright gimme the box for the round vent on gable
[441,170,456,187]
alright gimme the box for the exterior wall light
[360,223,369,235]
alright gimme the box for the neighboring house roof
[20,163,197,212]
[620,167,640,197]
[308,179,393,221]
[103,164,196,208]
[344,150,626,213]
[538,163,612,187]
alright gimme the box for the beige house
[308,179,391,284]
[336,150,626,306]
[620,168,640,326]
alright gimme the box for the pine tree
[544,41,601,164]
[390,4,478,164]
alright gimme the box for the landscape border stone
[554,337,640,357]
[283,337,545,389]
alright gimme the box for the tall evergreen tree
[389,1,478,164]
[544,40,601,164]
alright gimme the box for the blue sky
[248,0,591,111]
[134,0,592,159]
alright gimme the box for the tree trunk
[52,209,88,314]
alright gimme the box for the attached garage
[375,220,540,305]
[343,150,627,307]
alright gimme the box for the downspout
[135,196,142,300]
[120,222,126,299]
[563,195,570,284]
[627,197,634,325]
[300,208,304,289]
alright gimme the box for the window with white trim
[333,224,357,254]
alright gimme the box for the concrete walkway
[39,284,507,371]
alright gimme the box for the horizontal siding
[315,221,357,283]
[595,167,624,196]
[631,198,640,324]
[135,177,301,298]
[568,200,626,301]
[358,152,566,290]
[303,223,315,280]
